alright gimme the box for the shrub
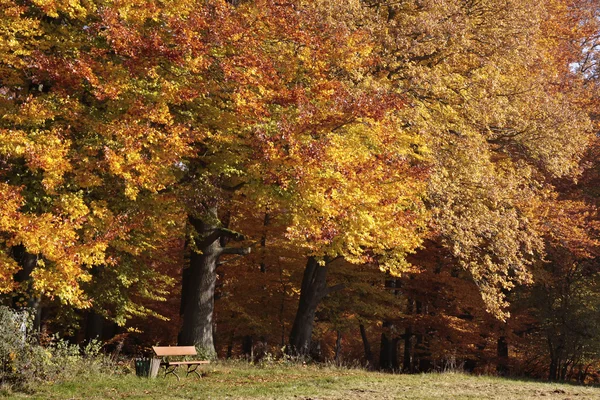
[0,307,40,390]
[0,306,110,393]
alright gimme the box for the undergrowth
[0,307,115,395]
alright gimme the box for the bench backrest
[152,346,197,357]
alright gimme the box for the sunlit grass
[4,361,600,399]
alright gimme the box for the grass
[3,361,600,399]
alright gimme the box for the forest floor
[4,362,600,399]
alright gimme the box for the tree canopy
[1,0,600,381]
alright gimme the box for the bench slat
[153,346,197,356]
[164,361,210,366]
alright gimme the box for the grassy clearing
[4,362,600,399]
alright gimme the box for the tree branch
[220,246,252,255]
[222,182,246,192]
[218,228,246,241]
[195,227,246,249]
[325,256,344,265]
[320,283,346,300]
[196,230,223,249]
[217,242,260,267]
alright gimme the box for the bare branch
[220,246,252,255]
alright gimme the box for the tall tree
[368,0,592,318]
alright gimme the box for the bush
[0,306,110,393]
[0,306,45,391]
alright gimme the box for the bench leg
[186,364,202,379]
[164,365,180,381]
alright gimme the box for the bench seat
[152,346,210,380]
[164,360,210,366]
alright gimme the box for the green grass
[4,361,600,399]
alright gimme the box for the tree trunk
[414,300,432,372]
[403,326,413,372]
[242,335,253,359]
[379,321,399,371]
[403,299,414,373]
[179,209,251,355]
[380,278,400,371]
[497,336,509,375]
[579,364,591,383]
[560,360,570,381]
[179,219,220,353]
[260,212,270,273]
[289,257,343,356]
[85,266,111,342]
[85,311,105,341]
[289,257,324,355]
[549,357,558,381]
[334,330,343,365]
[547,337,562,381]
[279,252,287,347]
[359,323,373,367]
[11,245,42,331]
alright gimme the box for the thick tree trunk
[359,323,373,367]
[379,321,399,371]
[242,335,253,359]
[289,258,323,355]
[289,257,343,356]
[497,336,509,375]
[179,236,219,352]
[179,209,250,355]
[12,245,42,331]
[179,215,220,353]
[85,266,112,342]
[85,311,105,341]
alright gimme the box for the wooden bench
[152,346,210,380]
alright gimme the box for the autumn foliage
[1,0,600,383]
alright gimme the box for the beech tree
[0,0,193,331]
[367,0,592,318]
[3,0,600,375]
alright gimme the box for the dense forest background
[2,0,600,383]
